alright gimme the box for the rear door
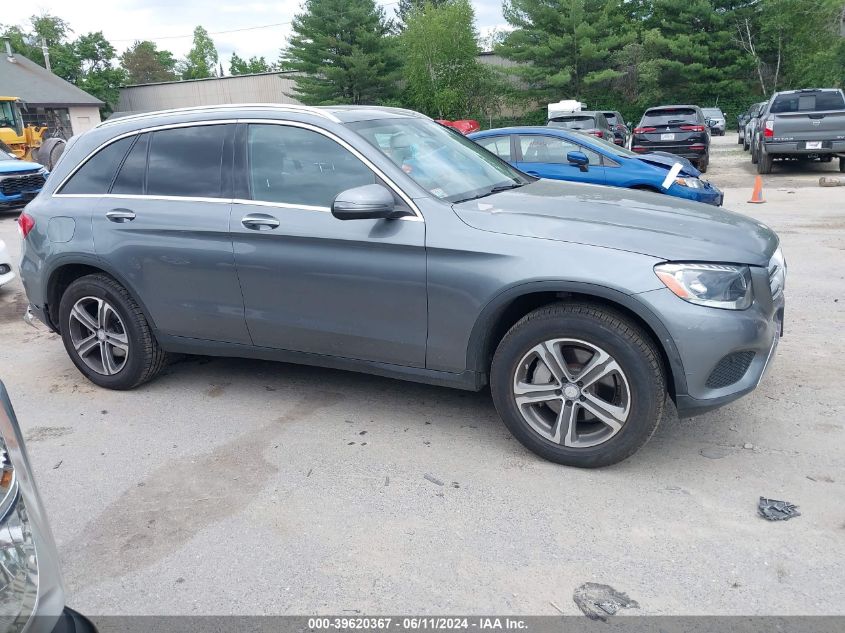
[90,123,251,344]
[515,134,606,184]
[769,90,845,144]
[474,135,515,165]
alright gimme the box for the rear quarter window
[58,136,134,195]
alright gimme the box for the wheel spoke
[580,392,627,432]
[74,334,99,357]
[105,331,128,352]
[548,400,577,446]
[514,381,560,407]
[100,342,119,375]
[533,341,575,383]
[97,299,109,328]
[70,303,98,333]
[577,350,620,389]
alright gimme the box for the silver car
[0,382,97,632]
[18,105,785,467]
[702,107,726,136]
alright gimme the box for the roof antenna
[4,38,16,63]
[41,37,52,72]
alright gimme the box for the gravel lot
[0,134,843,616]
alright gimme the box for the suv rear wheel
[59,274,167,390]
[490,303,665,468]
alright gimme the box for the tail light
[17,213,35,239]
[689,144,706,151]
[680,125,706,132]
[632,146,647,153]
[764,119,774,138]
[634,127,656,134]
[589,130,604,138]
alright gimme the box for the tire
[737,132,743,145]
[698,156,708,173]
[757,147,773,174]
[490,302,666,468]
[743,136,750,151]
[37,137,66,171]
[839,157,845,173]
[751,140,758,164]
[58,274,167,390]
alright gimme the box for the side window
[247,124,375,208]
[519,136,601,166]
[111,133,148,195]
[475,136,512,161]
[146,125,227,198]
[59,136,133,195]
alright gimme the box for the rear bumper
[764,140,845,155]
[632,143,708,160]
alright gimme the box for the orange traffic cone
[748,175,765,204]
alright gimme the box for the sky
[3,1,508,66]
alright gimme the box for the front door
[516,134,607,185]
[229,122,427,367]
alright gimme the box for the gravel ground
[0,134,843,616]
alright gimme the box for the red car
[435,119,481,135]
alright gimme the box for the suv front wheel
[59,274,167,390]
[490,303,665,468]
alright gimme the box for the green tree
[120,41,178,84]
[229,52,275,75]
[74,31,126,113]
[401,0,488,118]
[395,0,448,27]
[283,0,400,104]
[181,26,218,80]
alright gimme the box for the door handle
[106,209,136,223]
[241,213,280,230]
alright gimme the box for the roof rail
[97,103,341,128]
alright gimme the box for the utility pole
[41,37,51,72]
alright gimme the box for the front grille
[0,172,46,196]
[706,351,756,389]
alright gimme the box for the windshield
[548,115,597,130]
[702,108,723,118]
[602,112,618,125]
[770,90,845,113]
[0,101,23,136]
[574,131,637,157]
[348,118,530,203]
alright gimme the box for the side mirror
[567,150,589,172]
[331,184,403,220]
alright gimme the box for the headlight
[37,167,48,177]
[0,430,38,629]
[674,177,703,189]
[0,383,65,632]
[654,262,753,309]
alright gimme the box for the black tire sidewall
[58,276,151,389]
[491,310,663,468]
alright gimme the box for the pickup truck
[754,88,845,174]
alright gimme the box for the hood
[636,152,699,176]
[452,179,778,266]
[0,159,43,175]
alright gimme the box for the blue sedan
[0,142,48,208]
[468,126,724,206]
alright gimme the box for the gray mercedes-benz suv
[18,105,785,467]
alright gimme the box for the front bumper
[667,181,724,206]
[636,268,784,418]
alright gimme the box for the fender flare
[464,279,687,396]
[44,254,159,332]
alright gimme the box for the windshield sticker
[431,187,447,198]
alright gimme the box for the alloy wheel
[512,338,631,448]
[67,296,129,376]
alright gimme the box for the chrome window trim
[54,117,423,222]
[239,119,423,222]
[96,104,341,128]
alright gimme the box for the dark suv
[547,111,614,142]
[19,105,784,468]
[632,105,711,172]
[601,111,629,146]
